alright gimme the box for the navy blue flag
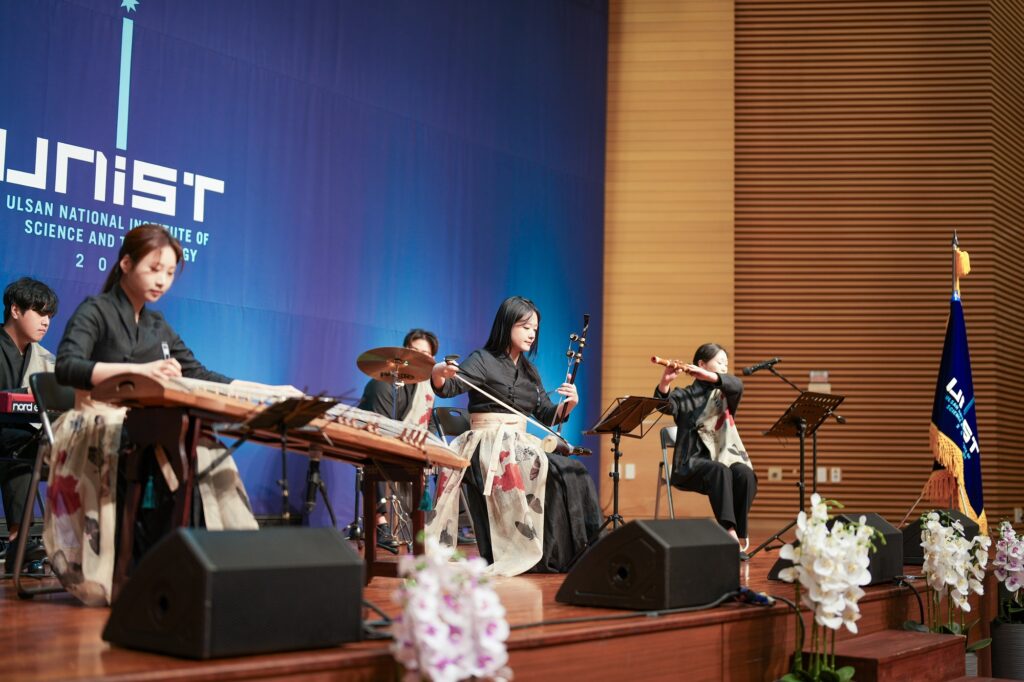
[929,291,987,534]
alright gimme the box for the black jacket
[0,328,40,453]
[55,284,231,390]
[358,378,416,421]
[433,349,561,425]
[0,328,31,395]
[655,373,744,484]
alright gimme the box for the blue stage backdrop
[0,0,607,523]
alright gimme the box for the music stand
[747,391,844,559]
[585,396,669,532]
[204,396,337,523]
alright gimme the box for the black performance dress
[43,284,255,606]
[656,373,757,538]
[431,349,601,574]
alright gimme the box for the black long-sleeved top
[433,349,561,424]
[358,378,416,421]
[0,329,31,395]
[1,329,47,451]
[55,284,231,390]
[655,373,744,480]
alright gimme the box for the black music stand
[747,391,844,559]
[203,396,336,523]
[586,396,669,532]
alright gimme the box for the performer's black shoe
[376,523,399,554]
[4,538,46,575]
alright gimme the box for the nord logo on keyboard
[0,392,39,414]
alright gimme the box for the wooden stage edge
[3,538,999,682]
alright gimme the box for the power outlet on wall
[830,467,842,483]
[768,466,783,481]
[624,463,636,480]
[816,466,827,483]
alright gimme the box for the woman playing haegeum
[427,296,600,575]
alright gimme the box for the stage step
[808,629,965,682]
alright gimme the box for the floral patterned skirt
[427,414,601,575]
[42,404,257,606]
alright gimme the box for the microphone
[742,357,781,376]
[304,447,322,515]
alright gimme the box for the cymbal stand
[385,363,413,549]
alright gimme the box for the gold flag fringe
[923,468,957,503]
[930,423,964,480]
[928,423,987,534]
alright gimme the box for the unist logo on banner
[1,0,224,272]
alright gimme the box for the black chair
[11,372,74,597]
[0,395,47,573]
[431,406,471,441]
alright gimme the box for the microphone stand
[303,446,337,527]
[747,366,846,559]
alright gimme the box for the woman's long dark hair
[693,342,727,365]
[102,224,184,293]
[484,296,543,385]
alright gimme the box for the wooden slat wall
[734,0,1024,524]
[990,0,1024,527]
[603,0,735,519]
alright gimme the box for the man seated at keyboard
[0,277,58,574]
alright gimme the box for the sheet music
[167,376,295,406]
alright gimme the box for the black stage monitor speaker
[833,512,903,585]
[555,519,739,611]
[902,509,979,566]
[103,527,363,659]
[768,512,903,585]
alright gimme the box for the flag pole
[950,230,957,510]
[952,230,959,298]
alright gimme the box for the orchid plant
[992,521,1024,624]
[391,538,512,682]
[906,510,991,651]
[778,493,881,682]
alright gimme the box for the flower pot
[965,650,977,677]
[991,620,1024,679]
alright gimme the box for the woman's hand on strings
[554,381,579,422]
[555,381,579,407]
[139,358,182,380]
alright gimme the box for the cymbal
[356,346,434,384]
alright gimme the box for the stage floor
[1,526,997,681]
